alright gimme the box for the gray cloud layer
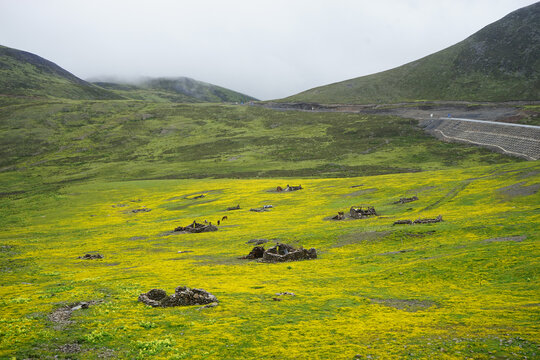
[0,0,536,99]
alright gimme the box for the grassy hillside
[0,46,121,100]
[0,98,519,195]
[0,161,538,359]
[283,2,540,104]
[94,77,257,103]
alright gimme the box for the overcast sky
[0,0,537,100]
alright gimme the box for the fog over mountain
[0,0,537,99]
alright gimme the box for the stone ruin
[413,215,443,224]
[393,215,443,225]
[277,185,303,192]
[138,286,218,307]
[174,221,218,233]
[349,206,378,219]
[78,253,103,260]
[227,204,241,211]
[240,243,317,262]
[393,196,419,204]
[263,243,317,262]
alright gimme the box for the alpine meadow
[0,2,539,360]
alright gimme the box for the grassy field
[0,97,538,359]
[0,160,538,359]
[0,99,517,195]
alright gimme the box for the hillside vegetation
[0,98,518,195]
[0,46,121,100]
[283,2,540,104]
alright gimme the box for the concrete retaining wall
[419,118,540,160]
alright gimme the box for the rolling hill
[0,45,121,100]
[93,77,258,103]
[282,2,540,104]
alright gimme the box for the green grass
[0,99,518,195]
[0,95,537,359]
[0,162,538,359]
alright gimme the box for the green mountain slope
[0,98,519,195]
[0,45,121,100]
[94,77,258,103]
[283,2,540,104]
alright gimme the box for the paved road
[439,117,540,130]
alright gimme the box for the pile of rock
[393,196,419,204]
[227,204,241,211]
[174,221,218,233]
[78,253,103,260]
[138,286,218,307]
[349,206,378,219]
[239,246,265,259]
[331,211,345,220]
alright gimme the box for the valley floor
[0,161,538,359]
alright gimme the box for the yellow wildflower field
[0,162,538,359]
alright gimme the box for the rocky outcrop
[138,286,218,307]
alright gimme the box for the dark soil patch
[370,298,437,312]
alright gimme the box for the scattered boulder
[174,221,218,233]
[331,211,345,220]
[78,253,103,260]
[393,219,413,225]
[227,204,241,211]
[413,215,443,224]
[349,206,378,219]
[138,286,218,307]
[239,246,265,259]
[284,184,303,192]
[191,194,205,199]
[275,292,295,296]
[394,196,419,204]
[261,243,317,263]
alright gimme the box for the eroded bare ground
[48,300,102,330]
